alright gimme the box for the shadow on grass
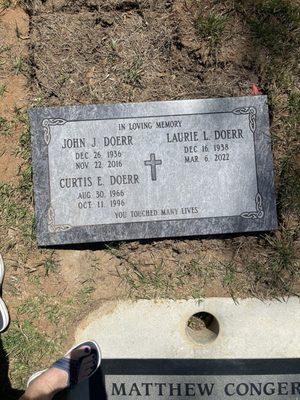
[234,0,300,57]
[0,338,24,400]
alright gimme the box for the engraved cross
[144,153,162,181]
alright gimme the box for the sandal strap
[52,357,82,386]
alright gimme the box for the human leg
[20,341,101,400]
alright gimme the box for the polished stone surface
[29,96,277,245]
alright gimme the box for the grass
[195,13,228,46]
[18,115,31,159]
[13,57,25,75]
[232,0,300,222]
[116,257,178,299]
[2,320,56,389]
[272,88,299,215]
[114,230,299,300]
[0,116,11,136]
[234,0,300,82]
[77,285,96,304]
[0,182,28,227]
[115,251,214,300]
[44,256,57,276]
[0,115,33,238]
[19,164,32,199]
[222,262,237,292]
[0,16,101,393]
[17,112,33,210]
[1,281,96,389]
[278,151,300,215]
[0,180,34,241]
[124,56,144,87]
[222,230,298,299]
[0,84,6,97]
[235,0,300,56]
[0,0,12,9]
[0,46,10,72]
[0,45,11,54]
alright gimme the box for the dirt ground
[29,0,256,104]
[0,0,299,394]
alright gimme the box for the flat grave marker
[87,358,300,400]
[29,96,277,246]
[66,298,300,400]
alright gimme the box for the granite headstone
[29,96,277,246]
[88,358,300,400]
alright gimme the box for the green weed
[0,45,11,54]
[0,0,12,9]
[223,262,236,287]
[0,44,11,71]
[0,116,11,136]
[19,164,32,198]
[18,123,31,161]
[110,39,117,51]
[265,232,297,271]
[14,105,29,124]
[0,84,6,97]
[195,14,227,46]
[74,285,95,305]
[13,57,25,75]
[17,297,45,320]
[124,56,143,87]
[191,290,204,303]
[44,257,57,276]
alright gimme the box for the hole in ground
[186,312,219,345]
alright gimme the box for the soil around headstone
[29,0,257,106]
[0,7,28,183]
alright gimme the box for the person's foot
[0,298,9,333]
[0,254,4,287]
[27,341,101,399]
[0,254,9,332]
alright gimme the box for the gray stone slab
[29,96,277,246]
[98,363,300,400]
[65,360,300,400]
